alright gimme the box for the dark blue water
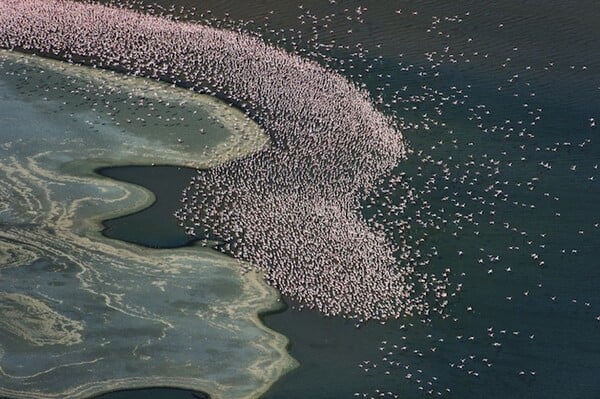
[92,387,208,399]
[91,1,599,398]
[99,165,197,248]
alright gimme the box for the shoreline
[0,49,297,399]
[92,163,298,399]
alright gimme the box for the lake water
[1,1,599,399]
[0,50,292,399]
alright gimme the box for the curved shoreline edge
[0,49,297,399]
[0,0,417,321]
[93,165,298,399]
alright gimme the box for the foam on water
[0,50,295,399]
[0,293,84,347]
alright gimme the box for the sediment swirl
[0,0,423,320]
[0,50,294,399]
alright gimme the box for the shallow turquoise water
[0,51,292,399]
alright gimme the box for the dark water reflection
[92,387,208,399]
[99,165,197,248]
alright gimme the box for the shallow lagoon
[0,51,294,399]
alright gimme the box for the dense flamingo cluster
[0,0,431,320]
